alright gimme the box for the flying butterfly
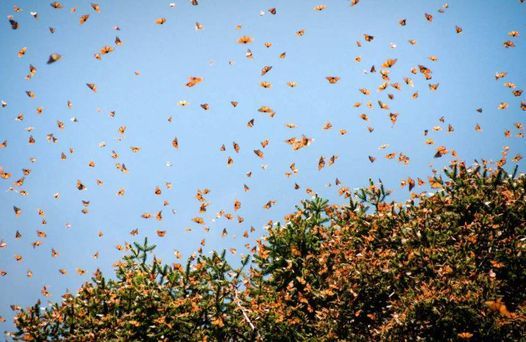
[50,2,63,9]
[8,16,19,30]
[80,14,89,24]
[186,76,203,87]
[91,3,101,12]
[86,83,97,92]
[237,36,253,44]
[261,65,272,76]
[326,76,341,84]
[46,53,63,64]
[425,13,433,22]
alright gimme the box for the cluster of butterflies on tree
[0,0,525,325]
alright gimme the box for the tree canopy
[11,162,526,341]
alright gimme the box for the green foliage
[11,162,526,341]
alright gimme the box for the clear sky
[0,0,525,334]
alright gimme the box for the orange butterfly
[80,14,89,24]
[326,76,340,84]
[237,36,253,44]
[186,76,203,87]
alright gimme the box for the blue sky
[0,0,525,334]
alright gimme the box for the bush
[11,161,526,341]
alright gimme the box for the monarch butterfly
[434,146,448,158]
[318,156,326,170]
[326,76,341,84]
[100,45,114,54]
[425,13,433,22]
[261,65,272,75]
[428,83,439,91]
[258,106,275,116]
[382,58,398,68]
[155,17,167,25]
[498,102,508,110]
[359,88,371,95]
[186,76,203,87]
[18,47,27,57]
[76,180,87,191]
[86,83,97,92]
[8,16,19,30]
[254,149,264,158]
[50,2,63,9]
[80,14,89,24]
[364,34,374,42]
[263,200,275,209]
[91,3,101,12]
[245,49,253,59]
[47,53,62,64]
[237,35,253,44]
